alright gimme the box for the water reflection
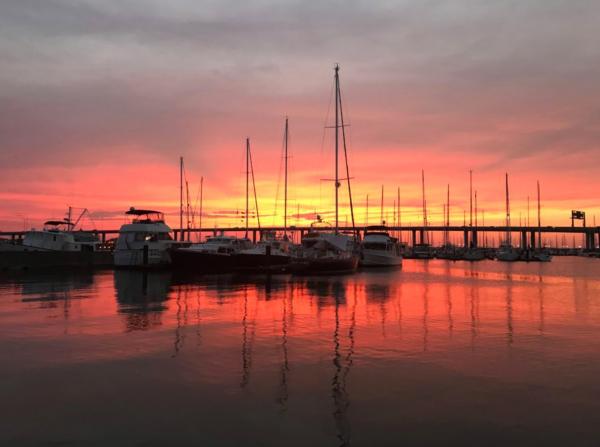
[114,270,171,331]
[3,258,600,445]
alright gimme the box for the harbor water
[2,257,600,446]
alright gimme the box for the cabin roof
[44,220,71,226]
[125,208,162,216]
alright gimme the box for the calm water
[2,258,600,446]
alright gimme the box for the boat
[233,119,294,272]
[497,243,521,262]
[436,244,462,260]
[170,234,253,272]
[291,220,358,274]
[463,247,486,261]
[291,65,359,274]
[0,208,112,271]
[114,208,182,268]
[359,226,402,267]
[496,173,521,262]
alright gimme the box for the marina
[2,257,600,445]
[2,1,600,444]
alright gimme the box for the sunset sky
[1,0,599,231]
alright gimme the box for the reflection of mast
[331,290,353,446]
[277,290,290,411]
[240,286,255,388]
[173,285,184,357]
[506,279,514,346]
[445,263,453,337]
[422,264,429,351]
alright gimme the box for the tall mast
[474,190,478,227]
[527,195,530,228]
[179,156,184,241]
[365,194,369,226]
[185,179,191,241]
[380,185,384,225]
[245,138,249,238]
[336,65,356,234]
[446,184,450,245]
[199,176,203,242]
[284,116,289,234]
[469,169,473,227]
[334,65,340,233]
[249,142,261,229]
[397,187,401,241]
[505,173,511,245]
[422,169,427,242]
[537,180,541,248]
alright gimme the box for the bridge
[2,225,599,249]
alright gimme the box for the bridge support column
[419,229,424,244]
[472,230,478,248]
[411,229,417,247]
[463,230,468,248]
[102,233,106,243]
[253,230,257,243]
[530,230,536,249]
[521,231,527,249]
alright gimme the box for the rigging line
[337,72,356,232]
[320,78,335,156]
[249,144,261,229]
[272,119,286,226]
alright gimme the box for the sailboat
[235,118,293,272]
[360,186,403,267]
[291,65,359,274]
[436,184,462,260]
[496,173,521,262]
[521,180,552,262]
[411,170,435,259]
[169,141,255,272]
[463,173,485,261]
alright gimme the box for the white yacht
[1,220,100,252]
[360,226,402,267]
[114,208,179,267]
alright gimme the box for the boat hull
[169,249,236,272]
[233,253,290,273]
[360,250,402,267]
[0,250,113,272]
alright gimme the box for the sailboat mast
[421,169,427,242]
[199,176,203,242]
[179,156,184,241]
[537,180,541,248]
[397,187,401,241]
[380,185,384,225]
[469,169,473,227]
[446,184,450,245]
[505,173,511,245]
[245,138,249,238]
[475,190,478,227]
[334,65,340,233]
[249,143,261,229]
[365,194,369,226]
[284,116,289,234]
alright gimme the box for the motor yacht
[114,208,180,267]
[359,226,402,267]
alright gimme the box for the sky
[1,0,599,231]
